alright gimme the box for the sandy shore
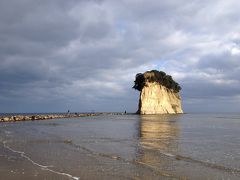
[1,114,238,179]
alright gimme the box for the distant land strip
[0,112,127,123]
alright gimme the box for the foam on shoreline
[2,140,79,180]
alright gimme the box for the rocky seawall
[0,113,98,123]
[0,112,129,123]
[138,82,183,114]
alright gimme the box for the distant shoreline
[0,112,128,123]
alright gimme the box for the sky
[0,0,240,113]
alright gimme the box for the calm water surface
[0,114,239,179]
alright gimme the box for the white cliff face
[138,82,183,114]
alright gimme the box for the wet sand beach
[0,114,240,179]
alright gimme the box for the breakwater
[0,113,98,122]
[0,112,128,123]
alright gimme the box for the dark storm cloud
[0,0,240,112]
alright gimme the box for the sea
[0,113,239,180]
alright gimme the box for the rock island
[133,70,183,114]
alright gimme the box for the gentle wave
[216,116,240,120]
[62,140,181,179]
[1,140,79,180]
[143,145,240,174]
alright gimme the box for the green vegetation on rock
[133,70,182,92]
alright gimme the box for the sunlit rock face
[138,82,183,114]
[133,70,183,114]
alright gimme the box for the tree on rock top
[133,70,182,93]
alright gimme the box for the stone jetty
[0,112,128,123]
[0,113,98,123]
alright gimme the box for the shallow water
[0,113,240,179]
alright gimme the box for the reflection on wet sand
[139,115,180,151]
[137,114,240,180]
[137,115,182,176]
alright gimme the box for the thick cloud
[0,0,240,112]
